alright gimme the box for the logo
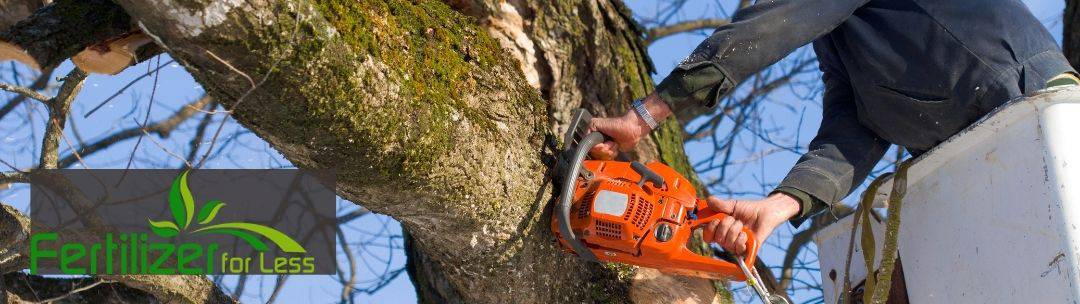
[148,170,306,253]
[28,169,336,275]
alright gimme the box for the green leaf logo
[148,170,307,253]
[196,200,224,224]
[148,220,179,238]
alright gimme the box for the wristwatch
[632,98,659,130]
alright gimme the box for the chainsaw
[551,109,789,304]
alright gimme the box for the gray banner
[29,169,336,275]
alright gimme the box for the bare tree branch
[27,279,108,304]
[0,82,47,103]
[2,272,157,303]
[337,229,358,304]
[0,68,52,120]
[645,18,729,44]
[778,205,855,291]
[0,169,28,186]
[38,68,86,169]
[184,101,217,167]
[265,275,288,304]
[57,96,211,168]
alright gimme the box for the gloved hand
[702,193,801,255]
[587,93,673,159]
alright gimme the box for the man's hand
[703,193,801,255]
[587,93,673,159]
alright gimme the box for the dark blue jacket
[654,0,1075,224]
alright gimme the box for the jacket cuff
[772,186,827,228]
[654,62,733,110]
[775,168,837,227]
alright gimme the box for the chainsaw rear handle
[686,207,760,275]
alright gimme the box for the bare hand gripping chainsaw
[552,109,788,303]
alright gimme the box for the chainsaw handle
[687,207,759,274]
[555,110,605,262]
[630,161,665,188]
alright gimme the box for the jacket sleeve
[778,39,890,227]
[655,0,870,110]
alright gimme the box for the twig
[56,96,210,168]
[83,59,174,118]
[136,122,193,168]
[266,274,289,304]
[52,118,89,169]
[120,55,163,180]
[184,101,216,167]
[645,18,730,44]
[0,69,54,120]
[337,229,359,303]
[0,82,49,103]
[194,11,302,168]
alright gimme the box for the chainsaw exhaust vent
[594,219,622,239]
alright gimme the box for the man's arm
[589,0,871,158]
[655,0,870,110]
[778,40,890,226]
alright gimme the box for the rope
[869,160,911,303]
[839,155,912,303]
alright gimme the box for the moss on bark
[111,0,730,302]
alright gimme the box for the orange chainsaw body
[551,160,758,280]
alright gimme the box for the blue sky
[0,0,1068,303]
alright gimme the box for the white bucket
[814,87,1080,303]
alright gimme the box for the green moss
[211,0,546,224]
[653,119,705,196]
[280,0,522,179]
[314,0,510,127]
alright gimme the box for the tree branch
[55,96,211,169]
[37,67,85,169]
[0,82,47,102]
[645,18,729,44]
[0,0,160,74]
[0,0,133,70]
[0,0,45,30]
[0,171,28,186]
[778,205,855,291]
[0,68,54,121]
[2,272,157,303]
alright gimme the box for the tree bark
[0,0,133,70]
[0,0,45,32]
[5,0,723,302]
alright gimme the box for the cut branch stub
[72,31,156,75]
[0,40,38,69]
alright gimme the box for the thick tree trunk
[0,0,726,302]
